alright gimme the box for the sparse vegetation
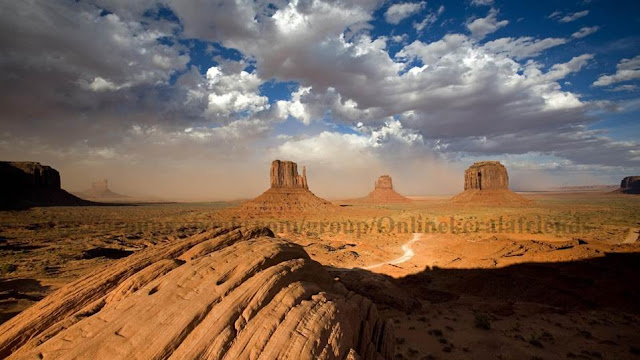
[0,263,16,274]
[474,313,491,330]
[0,192,638,358]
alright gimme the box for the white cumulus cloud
[593,55,640,87]
[571,26,600,39]
[467,8,509,39]
[385,2,425,24]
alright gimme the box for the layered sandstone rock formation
[78,179,128,200]
[0,226,394,360]
[452,161,530,204]
[271,160,308,189]
[463,161,509,190]
[0,161,91,209]
[617,176,640,194]
[238,160,335,214]
[363,175,411,203]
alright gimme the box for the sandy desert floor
[0,191,638,359]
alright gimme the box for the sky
[0,0,639,200]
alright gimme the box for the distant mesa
[0,226,395,359]
[451,161,531,204]
[77,179,129,200]
[616,176,640,194]
[361,175,411,203]
[0,161,92,209]
[237,160,336,215]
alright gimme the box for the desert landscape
[0,160,638,359]
[2,1,640,359]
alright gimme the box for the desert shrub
[474,313,491,330]
[0,263,17,274]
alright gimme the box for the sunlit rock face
[0,226,395,360]
[453,161,531,205]
[364,175,411,203]
[375,175,393,190]
[237,160,335,215]
[463,161,509,191]
[270,160,308,189]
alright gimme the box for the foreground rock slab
[0,226,393,360]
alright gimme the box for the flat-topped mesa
[375,175,393,190]
[1,161,61,188]
[0,161,91,209]
[464,161,509,190]
[618,176,640,194]
[620,176,640,190]
[270,160,308,189]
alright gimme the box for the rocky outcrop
[464,161,509,190]
[452,161,530,204]
[362,175,411,203]
[375,175,393,190]
[1,161,61,188]
[78,179,128,200]
[270,160,308,189]
[0,226,394,360]
[618,176,640,194]
[0,161,92,209]
[237,160,336,215]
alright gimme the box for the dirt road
[363,233,423,270]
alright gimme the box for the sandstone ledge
[0,226,393,360]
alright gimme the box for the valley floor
[0,191,638,359]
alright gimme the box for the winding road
[363,233,423,270]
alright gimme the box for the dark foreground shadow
[330,252,640,315]
[0,279,50,323]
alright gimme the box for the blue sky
[0,0,638,199]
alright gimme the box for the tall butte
[77,179,128,200]
[363,175,411,203]
[451,161,531,204]
[237,160,335,214]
